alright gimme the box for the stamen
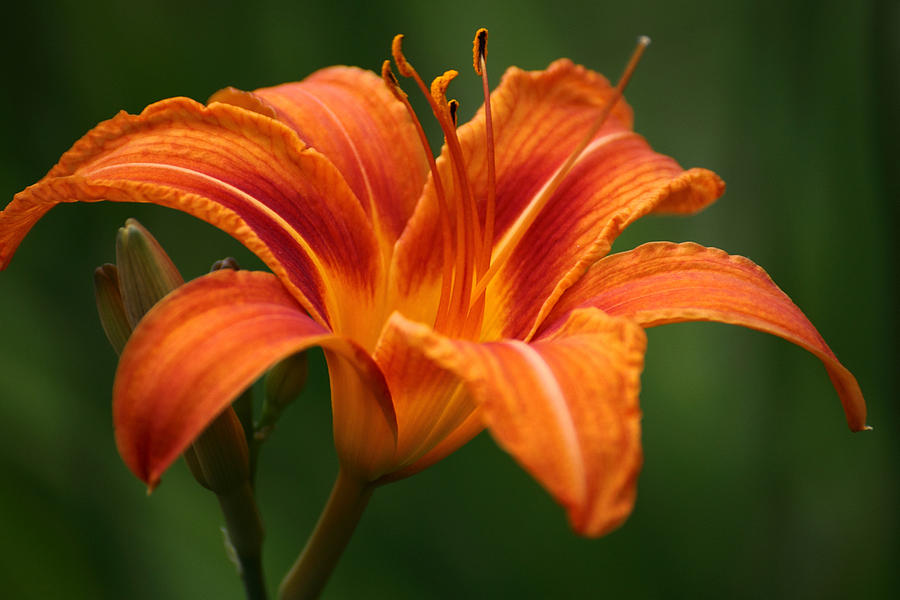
[472,35,651,302]
[473,27,496,281]
[391,35,415,78]
[380,60,406,100]
[429,75,482,336]
[393,34,482,336]
[430,70,459,106]
[382,59,455,329]
[472,28,488,76]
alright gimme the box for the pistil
[472,35,651,302]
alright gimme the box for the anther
[381,60,407,101]
[383,38,458,331]
[448,99,459,127]
[430,70,459,108]
[473,28,488,76]
[388,34,481,337]
[391,34,415,77]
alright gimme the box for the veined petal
[387,172,445,328]
[473,60,720,249]
[210,66,429,248]
[389,59,723,337]
[383,408,484,482]
[541,242,867,431]
[478,60,724,338]
[492,163,723,342]
[1,97,382,340]
[372,314,478,472]
[114,269,396,488]
[384,308,647,536]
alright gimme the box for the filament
[392,35,480,337]
[381,60,455,329]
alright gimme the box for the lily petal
[372,315,476,471]
[211,67,430,248]
[1,97,382,339]
[478,60,725,338]
[114,269,396,489]
[390,59,723,337]
[384,308,647,536]
[541,242,867,431]
[383,408,485,482]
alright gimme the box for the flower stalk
[98,221,270,599]
[278,469,375,600]
[186,407,267,600]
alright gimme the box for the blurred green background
[0,0,896,598]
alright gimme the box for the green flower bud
[258,352,309,438]
[115,218,183,327]
[186,406,251,495]
[93,264,132,354]
[211,257,241,271]
[99,223,263,573]
[185,408,264,567]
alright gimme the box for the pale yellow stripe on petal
[505,340,587,505]
[90,162,338,309]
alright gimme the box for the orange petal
[382,408,484,482]
[210,66,429,247]
[541,242,867,431]
[390,59,723,337]
[493,164,723,341]
[384,308,647,536]
[114,269,396,488]
[1,97,382,339]
[372,315,477,471]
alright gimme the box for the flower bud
[185,406,251,495]
[211,257,240,271]
[258,352,309,437]
[93,264,132,354]
[115,218,183,327]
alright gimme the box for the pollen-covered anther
[391,34,415,77]
[430,70,458,107]
[473,28,488,75]
[381,60,407,101]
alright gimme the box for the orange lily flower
[0,31,866,549]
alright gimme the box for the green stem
[218,481,268,600]
[278,469,374,600]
